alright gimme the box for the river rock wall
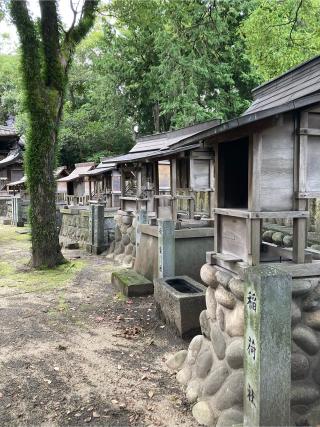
[167,263,320,426]
[107,210,137,266]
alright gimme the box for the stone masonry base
[167,263,320,426]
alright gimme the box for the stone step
[111,268,153,297]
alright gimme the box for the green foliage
[241,0,320,80]
[0,54,21,123]
[59,28,134,166]
[59,0,259,158]
[99,0,258,131]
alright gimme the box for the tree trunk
[27,93,65,268]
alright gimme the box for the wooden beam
[248,218,261,266]
[248,133,262,211]
[170,158,177,220]
[293,217,307,263]
[298,128,320,136]
[209,158,215,217]
[213,208,309,219]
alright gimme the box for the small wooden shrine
[57,162,95,203]
[168,55,320,275]
[109,120,219,219]
[0,125,24,191]
[80,160,121,207]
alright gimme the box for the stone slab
[112,268,153,297]
[1,218,11,225]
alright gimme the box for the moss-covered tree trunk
[10,0,98,268]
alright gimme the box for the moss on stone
[112,268,151,287]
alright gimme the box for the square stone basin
[154,275,206,338]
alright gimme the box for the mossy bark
[10,0,98,268]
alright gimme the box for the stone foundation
[59,207,116,249]
[168,263,320,426]
[107,210,137,266]
[0,197,10,218]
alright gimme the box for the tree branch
[65,0,99,48]
[289,0,303,45]
[39,0,64,91]
[9,0,41,87]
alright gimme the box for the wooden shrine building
[79,159,121,207]
[167,54,320,274]
[105,119,220,220]
[0,126,24,192]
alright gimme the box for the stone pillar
[12,196,24,227]
[86,203,106,254]
[136,208,148,251]
[244,265,291,427]
[158,219,175,278]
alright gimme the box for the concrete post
[243,265,291,426]
[12,196,24,227]
[86,203,106,254]
[136,209,148,251]
[158,219,175,278]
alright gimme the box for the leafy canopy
[241,0,320,80]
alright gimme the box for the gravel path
[0,225,194,426]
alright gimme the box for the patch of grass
[0,259,87,293]
[0,225,31,246]
[114,292,127,301]
[0,224,87,292]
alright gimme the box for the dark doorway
[218,138,249,209]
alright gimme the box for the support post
[12,195,24,227]
[170,158,177,221]
[158,219,175,278]
[244,265,291,427]
[136,208,148,254]
[86,203,106,255]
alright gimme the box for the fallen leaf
[92,411,100,418]
[111,399,119,405]
[148,391,154,398]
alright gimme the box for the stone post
[86,203,106,255]
[136,208,148,251]
[158,219,175,278]
[244,265,291,426]
[12,196,24,227]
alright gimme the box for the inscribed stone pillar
[244,265,291,426]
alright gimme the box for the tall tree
[241,0,320,80]
[10,0,99,268]
[100,0,258,134]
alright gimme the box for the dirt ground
[0,225,196,427]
